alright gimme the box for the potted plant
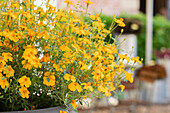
[0,0,142,112]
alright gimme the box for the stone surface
[57,0,140,15]
[78,104,170,113]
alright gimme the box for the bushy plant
[0,0,141,112]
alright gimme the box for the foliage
[0,0,141,112]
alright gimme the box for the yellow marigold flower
[22,60,32,70]
[18,76,31,88]
[9,32,18,42]
[68,82,82,92]
[118,53,130,62]
[64,73,76,82]
[2,52,13,62]
[0,73,2,78]
[114,18,125,27]
[70,67,74,74]
[12,3,20,8]
[101,29,110,34]
[19,86,30,98]
[24,11,33,19]
[83,0,94,6]
[71,100,78,109]
[53,64,60,71]
[131,56,142,64]
[32,58,42,68]
[0,62,5,72]
[92,70,104,81]
[43,72,55,86]
[83,50,91,59]
[41,31,49,39]
[80,64,88,70]
[92,21,105,30]
[0,42,3,46]
[106,73,115,81]
[98,84,106,93]
[60,45,71,52]
[0,77,9,89]
[104,89,111,97]
[118,85,125,92]
[41,54,51,62]
[60,110,67,113]
[81,82,93,92]
[90,14,100,20]
[125,72,133,83]
[95,34,102,39]
[3,65,14,78]
[22,50,36,61]
[64,0,73,5]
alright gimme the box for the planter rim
[0,107,67,113]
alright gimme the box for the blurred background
[38,0,170,112]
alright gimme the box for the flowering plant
[0,0,142,112]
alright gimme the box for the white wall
[34,0,57,10]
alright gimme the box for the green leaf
[72,109,78,112]
[46,78,50,82]
[2,77,5,80]
[4,87,8,93]
[79,101,83,105]
[62,68,66,75]
[0,95,4,98]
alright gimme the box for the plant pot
[0,107,74,113]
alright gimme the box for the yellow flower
[60,110,67,113]
[60,45,71,52]
[118,85,125,92]
[69,67,74,75]
[104,89,111,97]
[64,0,73,5]
[22,49,36,62]
[125,72,133,83]
[8,31,18,42]
[98,84,106,93]
[0,73,2,78]
[131,56,142,64]
[53,64,60,71]
[83,50,91,59]
[3,65,14,78]
[43,72,55,86]
[0,77,9,89]
[41,54,51,62]
[18,76,31,88]
[0,62,5,72]
[19,86,30,98]
[2,52,13,62]
[114,18,125,27]
[80,64,88,70]
[41,31,49,39]
[81,82,93,92]
[90,14,100,20]
[118,53,130,62]
[64,73,76,82]
[71,100,78,109]
[22,60,32,70]
[68,82,82,92]
[83,0,94,6]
